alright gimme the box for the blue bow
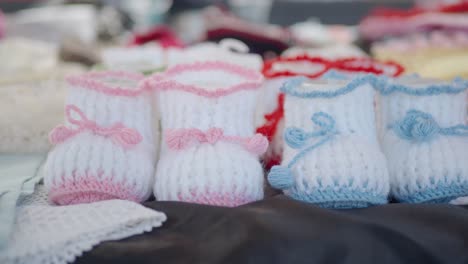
[268,112,338,190]
[392,109,468,142]
[284,112,337,148]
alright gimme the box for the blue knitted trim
[390,109,468,142]
[280,74,376,98]
[281,74,468,98]
[396,182,468,204]
[375,76,468,96]
[288,188,388,209]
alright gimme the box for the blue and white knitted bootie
[268,76,390,208]
[376,77,468,203]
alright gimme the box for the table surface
[76,196,468,264]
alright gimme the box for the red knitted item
[439,1,468,13]
[129,25,184,48]
[334,58,404,77]
[256,93,285,142]
[366,1,468,19]
[262,55,404,79]
[264,154,282,172]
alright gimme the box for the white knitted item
[0,64,84,153]
[257,57,362,166]
[282,44,368,60]
[166,39,263,70]
[257,58,404,172]
[101,44,166,73]
[268,77,390,208]
[0,185,166,264]
[100,45,164,147]
[257,59,354,169]
[0,38,58,77]
[44,71,156,205]
[255,77,288,128]
[256,59,328,167]
[377,78,468,203]
[147,61,267,207]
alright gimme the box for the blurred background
[1,0,467,154]
[1,0,467,81]
[1,0,414,25]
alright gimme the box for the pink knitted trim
[66,71,148,96]
[165,127,268,155]
[49,105,142,149]
[145,61,263,98]
[178,190,256,207]
[49,173,141,205]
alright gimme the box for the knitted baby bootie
[376,76,468,203]
[268,76,390,208]
[256,55,404,170]
[146,61,268,207]
[257,55,332,170]
[45,71,156,205]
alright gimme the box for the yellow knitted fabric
[373,48,468,80]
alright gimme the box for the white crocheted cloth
[0,185,166,264]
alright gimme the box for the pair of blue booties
[268,73,468,209]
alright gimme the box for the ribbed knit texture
[256,57,403,171]
[158,89,258,150]
[149,62,265,207]
[44,71,156,205]
[378,78,468,203]
[270,78,390,208]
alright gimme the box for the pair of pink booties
[44,62,268,207]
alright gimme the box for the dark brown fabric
[76,196,468,264]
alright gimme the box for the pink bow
[166,128,268,155]
[49,105,142,149]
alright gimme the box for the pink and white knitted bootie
[145,61,268,207]
[45,71,156,205]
